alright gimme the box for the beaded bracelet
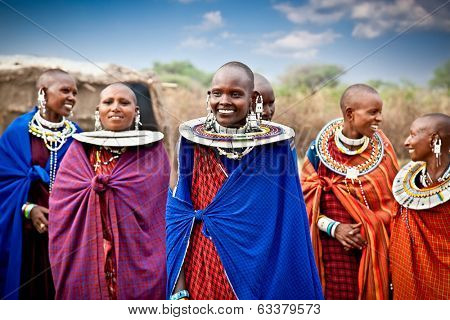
[21,203,37,219]
[317,216,341,238]
[170,290,189,300]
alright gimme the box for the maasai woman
[0,69,80,299]
[390,113,449,299]
[49,83,170,299]
[166,61,323,300]
[253,73,275,121]
[301,84,399,300]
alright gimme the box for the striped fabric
[390,201,450,299]
[49,140,170,299]
[301,130,398,300]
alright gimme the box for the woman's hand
[335,222,367,251]
[30,205,49,234]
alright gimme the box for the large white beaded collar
[393,161,450,210]
[179,117,295,149]
[315,118,385,180]
[73,130,164,147]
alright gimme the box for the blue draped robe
[0,108,79,299]
[166,137,323,300]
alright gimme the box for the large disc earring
[204,94,215,130]
[37,88,47,115]
[135,109,142,131]
[94,110,102,131]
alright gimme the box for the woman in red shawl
[48,83,170,299]
[390,113,449,299]
[301,84,398,300]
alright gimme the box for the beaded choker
[28,111,77,192]
[213,121,247,134]
[336,128,368,146]
[334,128,369,156]
[315,118,384,181]
[393,161,450,210]
[35,111,66,129]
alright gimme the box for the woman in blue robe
[0,69,80,299]
[166,61,323,300]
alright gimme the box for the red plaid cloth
[317,141,364,300]
[184,145,236,300]
[89,146,119,300]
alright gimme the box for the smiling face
[98,84,138,131]
[42,74,78,119]
[404,117,434,162]
[209,66,254,128]
[345,92,383,138]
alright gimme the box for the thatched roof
[0,55,156,84]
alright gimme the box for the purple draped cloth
[48,140,170,299]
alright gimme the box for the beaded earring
[433,136,442,167]
[135,109,142,131]
[255,95,263,122]
[94,110,102,131]
[37,88,47,115]
[204,93,215,130]
[246,95,262,132]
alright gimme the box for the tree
[150,60,212,88]
[279,64,344,93]
[429,60,450,90]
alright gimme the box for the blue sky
[0,0,449,85]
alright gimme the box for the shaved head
[254,73,271,91]
[340,84,379,113]
[100,83,137,105]
[418,113,450,141]
[215,61,254,91]
[36,69,75,89]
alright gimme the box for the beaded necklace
[316,118,385,210]
[316,118,384,181]
[28,111,77,192]
[393,161,450,210]
[212,121,255,160]
[93,146,127,171]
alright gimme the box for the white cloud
[351,0,449,39]
[179,36,215,49]
[273,0,354,24]
[188,10,224,31]
[256,29,340,58]
[274,0,450,39]
[220,31,236,39]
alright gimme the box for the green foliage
[151,60,212,89]
[279,64,344,94]
[429,59,450,91]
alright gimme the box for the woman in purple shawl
[48,83,170,299]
